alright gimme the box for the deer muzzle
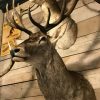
[10,48,29,62]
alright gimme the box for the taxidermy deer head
[1,0,96,100]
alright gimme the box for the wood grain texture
[0,66,35,86]
[63,49,100,71]
[0,59,100,88]
[71,2,100,22]
[74,0,94,9]
[12,96,45,100]
[0,80,43,99]
[3,88,100,100]
[57,31,100,57]
[0,77,100,100]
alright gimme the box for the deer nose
[10,48,20,57]
[13,48,20,53]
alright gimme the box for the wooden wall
[0,0,100,100]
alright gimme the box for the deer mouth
[12,54,28,62]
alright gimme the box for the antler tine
[6,4,16,28]
[44,0,78,32]
[11,13,33,35]
[28,6,46,32]
[50,0,67,25]
[6,0,33,35]
[44,7,51,28]
[65,0,78,15]
[14,3,25,27]
[44,0,67,31]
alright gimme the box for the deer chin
[12,54,29,62]
[12,57,25,62]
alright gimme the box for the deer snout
[10,48,28,62]
[10,48,20,56]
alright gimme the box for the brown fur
[12,32,96,100]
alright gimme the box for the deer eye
[39,36,47,44]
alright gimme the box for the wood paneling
[0,60,30,71]
[0,1,100,100]
[71,2,100,22]
[3,88,100,100]
[0,80,42,99]
[12,96,45,100]
[57,31,100,57]
[95,88,100,100]
[0,66,35,86]
[74,0,94,9]
[63,49,100,71]
[0,78,100,100]
[77,15,100,37]
[0,60,100,88]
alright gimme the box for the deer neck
[31,47,70,80]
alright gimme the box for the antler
[65,0,78,15]
[6,0,78,35]
[28,0,78,32]
[5,0,38,36]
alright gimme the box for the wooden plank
[74,0,94,9]
[0,56,100,87]
[71,2,100,22]
[63,49,100,71]
[0,88,100,100]
[5,89,100,100]
[12,96,45,100]
[57,31,100,57]
[0,69,100,100]
[0,60,30,71]
[77,15,100,37]
[0,80,43,100]
[0,66,35,86]
[94,88,100,100]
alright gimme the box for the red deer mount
[1,0,96,100]
[0,0,96,100]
